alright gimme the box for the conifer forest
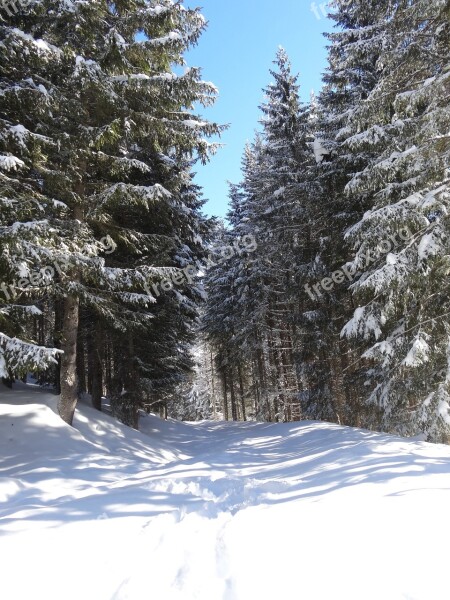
[1,0,450,444]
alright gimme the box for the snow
[345,124,387,149]
[4,304,43,316]
[438,399,450,425]
[418,232,442,260]
[202,80,219,94]
[74,55,100,76]
[52,198,68,209]
[181,119,209,128]
[101,182,172,203]
[0,155,25,171]
[0,336,61,377]
[312,136,328,164]
[341,306,382,340]
[2,383,450,599]
[402,335,431,367]
[147,32,184,46]
[142,5,171,17]
[9,28,62,56]
[152,72,178,82]
[8,124,28,148]
[4,124,52,147]
[111,74,151,82]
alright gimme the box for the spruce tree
[341,0,450,440]
[0,0,221,423]
[205,49,314,422]
[300,0,394,426]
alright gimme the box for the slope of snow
[1,383,450,599]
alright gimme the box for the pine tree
[341,0,450,440]
[294,0,397,426]
[202,220,236,420]
[204,49,315,423]
[0,155,61,380]
[0,1,221,424]
[251,49,315,421]
[168,333,214,421]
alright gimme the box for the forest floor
[1,383,450,600]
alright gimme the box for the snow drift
[1,383,450,599]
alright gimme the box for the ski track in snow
[1,383,450,599]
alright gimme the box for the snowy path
[1,384,450,599]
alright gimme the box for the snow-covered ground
[1,384,450,600]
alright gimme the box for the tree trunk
[58,185,84,425]
[210,348,217,419]
[104,334,113,398]
[238,364,247,421]
[257,343,271,421]
[76,318,86,394]
[120,334,140,429]
[159,402,168,420]
[53,298,63,394]
[222,368,229,421]
[266,319,281,422]
[91,321,103,411]
[58,293,80,425]
[229,367,238,421]
[252,358,261,417]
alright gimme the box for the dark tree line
[204,0,450,443]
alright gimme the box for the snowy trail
[1,385,450,599]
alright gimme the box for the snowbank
[1,383,450,599]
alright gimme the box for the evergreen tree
[341,0,450,441]
[168,334,214,421]
[298,0,394,426]
[0,155,61,380]
[205,49,314,423]
[0,0,221,424]
[249,49,315,421]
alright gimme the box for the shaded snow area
[1,384,450,600]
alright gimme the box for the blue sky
[184,0,334,219]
